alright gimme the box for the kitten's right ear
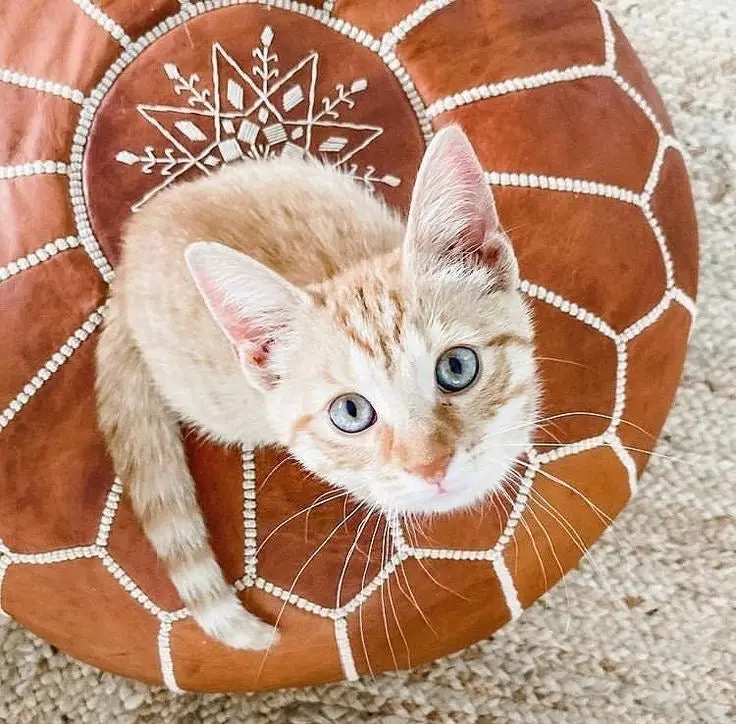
[185,242,306,388]
[405,125,518,290]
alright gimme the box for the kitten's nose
[408,454,452,486]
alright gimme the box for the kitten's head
[186,126,538,515]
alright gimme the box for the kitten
[95,126,538,650]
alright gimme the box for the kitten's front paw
[196,595,279,651]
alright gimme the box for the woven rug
[1,0,733,721]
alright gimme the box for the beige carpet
[2,1,734,721]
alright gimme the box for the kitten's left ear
[185,241,307,389]
[405,125,518,289]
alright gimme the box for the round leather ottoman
[0,0,698,693]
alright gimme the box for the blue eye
[436,346,479,393]
[329,393,376,433]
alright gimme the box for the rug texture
[1,0,733,721]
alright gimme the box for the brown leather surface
[395,0,606,102]
[653,150,700,297]
[0,0,120,91]
[506,446,630,609]
[619,304,692,474]
[0,0,698,693]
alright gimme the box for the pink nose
[407,454,452,485]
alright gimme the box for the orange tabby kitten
[95,126,537,650]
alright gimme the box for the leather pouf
[0,0,698,693]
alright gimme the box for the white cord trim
[0,68,84,104]
[0,161,68,179]
[334,618,359,680]
[70,0,131,47]
[493,556,523,620]
[0,304,106,432]
[0,236,80,284]
[381,0,456,50]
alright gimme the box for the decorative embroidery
[116,27,401,211]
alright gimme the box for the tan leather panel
[334,0,433,39]
[0,85,79,166]
[399,498,510,552]
[170,588,343,692]
[0,176,74,261]
[106,501,183,611]
[4,559,163,686]
[506,447,629,609]
[397,0,604,103]
[0,0,120,93]
[256,449,388,608]
[347,557,509,676]
[499,188,668,330]
[652,150,700,297]
[611,21,675,136]
[529,301,617,443]
[441,79,658,191]
[98,0,182,39]
[0,251,105,398]
[618,305,691,474]
[0,342,110,551]
[187,435,247,585]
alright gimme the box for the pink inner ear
[196,271,272,354]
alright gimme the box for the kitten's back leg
[95,297,278,650]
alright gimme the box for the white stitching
[0,556,9,618]
[69,0,132,47]
[334,618,358,680]
[426,65,614,119]
[381,0,456,50]
[672,287,696,318]
[493,555,523,620]
[0,305,106,432]
[157,617,183,692]
[519,279,618,339]
[241,448,258,587]
[486,170,641,205]
[0,68,85,104]
[594,1,616,69]
[0,161,68,179]
[608,436,639,497]
[0,236,80,284]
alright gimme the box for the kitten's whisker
[270,503,368,640]
[527,488,610,591]
[535,356,590,369]
[490,411,656,441]
[506,441,686,464]
[393,538,436,637]
[358,509,385,679]
[381,513,407,671]
[257,455,293,492]
[405,523,470,603]
[496,484,548,592]
[505,455,615,528]
[527,489,620,616]
[257,489,351,554]
[504,453,629,569]
[335,505,379,610]
[515,477,573,630]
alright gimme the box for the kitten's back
[120,157,405,289]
